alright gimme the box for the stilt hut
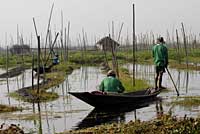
[96,36,120,51]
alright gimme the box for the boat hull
[69,89,160,108]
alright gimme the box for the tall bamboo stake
[176,29,181,64]
[110,22,118,77]
[82,29,86,52]
[132,4,136,86]
[32,53,34,90]
[6,46,9,93]
[44,3,54,61]
[103,39,109,69]
[64,27,67,62]
[66,21,70,61]
[79,34,84,64]
[37,36,41,94]
[181,23,188,69]
[33,18,41,93]
[20,36,25,88]
[60,11,64,61]
[117,23,124,42]
[114,22,124,78]
[112,21,115,40]
[44,33,59,66]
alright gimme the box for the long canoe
[68,88,161,108]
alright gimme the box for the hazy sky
[0,0,199,46]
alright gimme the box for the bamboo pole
[79,34,84,64]
[20,36,25,88]
[114,22,124,78]
[110,34,118,77]
[44,3,54,61]
[66,21,70,61]
[60,11,64,61]
[181,22,189,69]
[33,18,38,37]
[32,53,34,90]
[112,21,115,40]
[82,29,86,52]
[110,22,118,77]
[44,33,59,66]
[33,18,42,90]
[64,27,67,62]
[37,36,41,94]
[6,46,9,93]
[176,29,181,64]
[132,4,136,86]
[103,38,109,69]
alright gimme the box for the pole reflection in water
[32,102,37,128]
[177,70,181,91]
[61,82,67,131]
[156,99,163,118]
[134,110,137,121]
[44,102,51,134]
[185,71,189,93]
[37,102,43,134]
[80,67,89,91]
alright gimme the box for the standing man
[152,37,168,90]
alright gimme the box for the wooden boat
[69,88,161,108]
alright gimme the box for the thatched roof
[96,36,120,46]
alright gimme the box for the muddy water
[0,65,199,134]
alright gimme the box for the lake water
[0,65,199,134]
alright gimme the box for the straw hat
[107,70,116,76]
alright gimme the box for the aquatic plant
[61,115,200,134]
[0,104,21,113]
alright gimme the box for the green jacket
[99,76,125,93]
[152,43,168,67]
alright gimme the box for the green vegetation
[0,104,21,113]
[10,91,59,103]
[171,96,200,107]
[119,68,149,92]
[65,49,200,70]
[2,48,200,70]
[6,48,200,103]
[2,48,200,133]
[60,115,200,134]
[9,62,80,103]
[0,54,34,68]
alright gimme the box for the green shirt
[152,43,168,67]
[99,76,125,93]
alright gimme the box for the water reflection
[75,97,161,130]
[0,66,199,133]
[126,64,195,96]
[155,99,163,118]
[37,102,43,134]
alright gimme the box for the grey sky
[0,0,199,47]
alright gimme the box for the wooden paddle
[165,68,179,96]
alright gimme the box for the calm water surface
[0,65,199,133]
